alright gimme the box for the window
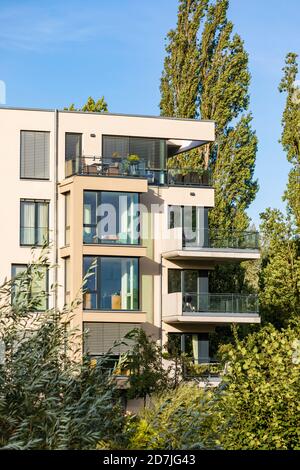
[20,200,49,246]
[83,191,140,245]
[168,269,208,295]
[11,264,48,311]
[65,193,70,245]
[20,131,50,179]
[168,333,210,364]
[168,269,181,293]
[65,257,70,304]
[84,322,140,356]
[83,257,139,311]
[65,133,82,176]
[103,135,166,169]
[168,205,209,248]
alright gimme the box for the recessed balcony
[163,292,260,324]
[65,156,211,187]
[162,228,260,262]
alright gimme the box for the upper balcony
[65,156,212,187]
[162,228,260,262]
[163,292,260,325]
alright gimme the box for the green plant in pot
[127,154,140,175]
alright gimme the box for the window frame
[20,199,50,247]
[83,190,141,246]
[102,134,167,169]
[20,130,50,181]
[83,256,140,312]
[11,263,49,311]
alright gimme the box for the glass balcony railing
[183,229,260,250]
[65,156,212,187]
[182,293,259,315]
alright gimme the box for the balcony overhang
[163,313,261,325]
[59,175,148,194]
[162,248,260,263]
[167,138,211,154]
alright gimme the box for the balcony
[65,156,211,187]
[162,228,260,262]
[163,292,260,324]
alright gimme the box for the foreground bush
[0,253,125,449]
[126,322,300,450]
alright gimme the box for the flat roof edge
[0,106,215,124]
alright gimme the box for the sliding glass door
[168,269,209,312]
[83,256,139,311]
[168,206,209,248]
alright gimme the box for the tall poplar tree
[278,53,300,231]
[160,0,258,233]
[160,0,208,119]
[259,53,300,328]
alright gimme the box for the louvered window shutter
[84,322,140,355]
[20,131,50,179]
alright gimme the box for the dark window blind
[83,322,140,355]
[20,131,50,179]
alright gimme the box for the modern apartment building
[0,107,260,368]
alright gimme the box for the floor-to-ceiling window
[83,256,139,311]
[168,205,209,248]
[83,191,140,244]
[103,135,166,184]
[168,333,211,364]
[168,269,209,312]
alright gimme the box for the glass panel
[65,193,70,246]
[31,266,48,311]
[83,257,139,311]
[20,201,35,245]
[168,269,181,293]
[168,206,182,229]
[83,191,97,243]
[65,133,82,176]
[83,191,140,245]
[65,257,70,304]
[36,202,49,245]
[83,257,97,309]
[12,264,47,311]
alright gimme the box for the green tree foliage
[160,0,258,233]
[125,322,300,450]
[160,0,208,119]
[216,322,300,450]
[259,208,300,328]
[123,329,171,402]
[126,385,217,450]
[279,52,300,230]
[0,252,124,449]
[65,96,108,112]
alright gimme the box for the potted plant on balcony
[127,154,140,175]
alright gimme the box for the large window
[83,257,139,311]
[168,205,209,247]
[84,322,140,356]
[65,133,82,176]
[168,269,208,294]
[168,333,211,364]
[20,131,50,179]
[20,200,49,246]
[103,135,166,170]
[11,264,48,311]
[83,191,140,245]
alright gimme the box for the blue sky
[0,0,299,226]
